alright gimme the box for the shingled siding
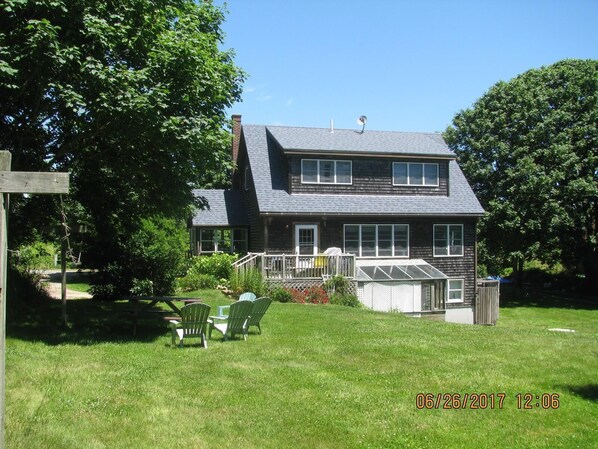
[243,168,264,253]
[260,216,478,308]
[411,218,478,309]
[287,156,449,196]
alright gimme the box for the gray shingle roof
[191,189,248,226]
[266,125,454,157]
[243,124,484,217]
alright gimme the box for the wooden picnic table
[123,296,202,335]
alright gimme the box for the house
[190,115,485,324]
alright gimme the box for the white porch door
[295,224,318,255]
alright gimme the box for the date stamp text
[415,393,560,410]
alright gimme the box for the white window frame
[199,229,215,253]
[392,162,439,187]
[197,228,248,254]
[433,224,464,257]
[301,159,353,185]
[447,279,464,303]
[295,224,318,255]
[343,224,410,258]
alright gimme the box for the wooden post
[0,151,69,449]
[61,236,67,326]
[0,152,10,449]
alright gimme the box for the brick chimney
[231,114,242,188]
[231,114,242,166]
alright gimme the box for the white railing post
[282,254,286,279]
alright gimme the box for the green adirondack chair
[239,292,257,301]
[209,300,253,341]
[246,296,272,334]
[169,303,211,348]
[217,291,256,316]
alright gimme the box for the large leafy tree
[0,0,244,272]
[444,59,598,290]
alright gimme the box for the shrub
[7,267,50,306]
[189,253,238,279]
[329,292,361,308]
[271,288,292,303]
[289,288,306,304]
[89,262,123,300]
[91,217,189,298]
[130,278,154,296]
[177,273,219,291]
[324,276,360,307]
[286,287,329,304]
[305,286,329,304]
[229,268,266,296]
[177,253,238,292]
[127,216,189,295]
[13,241,58,271]
[323,275,351,295]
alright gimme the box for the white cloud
[258,94,273,102]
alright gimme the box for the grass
[64,282,90,293]
[5,285,598,449]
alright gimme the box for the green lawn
[6,288,597,448]
[63,282,90,293]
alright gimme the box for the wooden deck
[234,253,356,280]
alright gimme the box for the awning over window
[355,261,448,282]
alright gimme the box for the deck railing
[233,253,356,280]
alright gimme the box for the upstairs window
[301,159,352,184]
[433,224,463,257]
[393,162,439,186]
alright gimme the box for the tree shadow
[499,285,597,311]
[7,298,168,345]
[42,270,94,284]
[562,384,598,402]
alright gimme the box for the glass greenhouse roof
[355,263,448,282]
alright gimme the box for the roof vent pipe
[357,115,367,134]
[330,118,334,134]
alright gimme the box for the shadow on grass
[563,384,598,402]
[500,285,597,311]
[42,270,94,284]
[7,298,168,345]
[6,268,169,345]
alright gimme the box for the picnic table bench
[123,296,202,335]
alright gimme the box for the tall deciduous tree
[444,59,598,290]
[0,0,244,269]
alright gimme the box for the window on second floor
[301,159,352,185]
[393,162,439,186]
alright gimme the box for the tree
[0,0,244,277]
[444,59,598,290]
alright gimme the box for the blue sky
[216,0,598,132]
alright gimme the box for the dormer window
[393,162,439,186]
[301,159,352,185]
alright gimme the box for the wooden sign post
[0,151,69,449]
